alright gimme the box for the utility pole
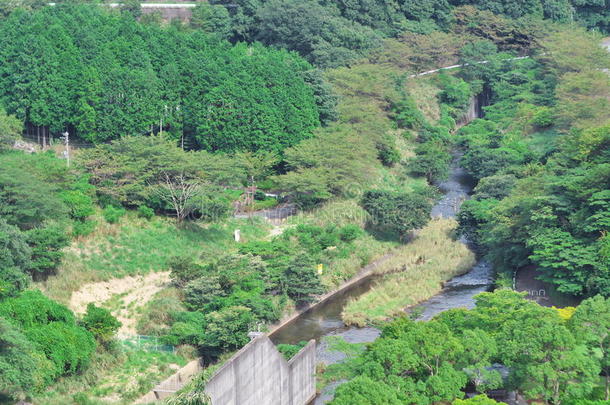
[62,131,70,167]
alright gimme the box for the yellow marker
[317,264,323,275]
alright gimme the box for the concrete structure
[205,335,316,405]
[136,358,205,403]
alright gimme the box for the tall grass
[40,213,270,303]
[287,198,399,289]
[342,218,476,326]
[31,347,188,405]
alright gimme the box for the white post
[63,131,70,167]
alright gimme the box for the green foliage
[0,318,39,400]
[276,341,308,360]
[437,74,473,118]
[302,69,339,125]
[331,291,606,404]
[0,290,74,329]
[81,303,122,342]
[391,95,427,130]
[330,376,403,404]
[275,130,376,208]
[25,224,69,277]
[453,39,610,295]
[137,205,154,220]
[0,219,31,298]
[0,152,69,230]
[0,5,322,151]
[453,395,504,404]
[254,0,381,68]
[376,135,401,167]
[0,108,21,151]
[202,306,254,355]
[26,321,96,381]
[190,3,232,39]
[102,205,126,224]
[408,141,452,183]
[284,252,324,304]
[0,290,96,392]
[361,189,432,239]
[339,224,365,242]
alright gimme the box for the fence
[119,335,176,354]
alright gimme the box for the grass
[287,199,399,289]
[40,212,270,303]
[341,218,476,326]
[32,347,189,405]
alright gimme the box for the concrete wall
[205,335,316,405]
[135,358,204,403]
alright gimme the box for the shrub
[391,95,426,129]
[72,220,96,237]
[196,194,231,222]
[376,137,401,167]
[339,224,364,242]
[168,255,206,287]
[162,311,205,346]
[81,303,121,342]
[25,224,69,277]
[361,189,433,239]
[137,205,154,220]
[102,205,126,224]
[277,341,308,360]
[531,106,554,128]
[283,253,324,304]
[0,290,75,329]
[60,190,95,221]
[26,322,96,379]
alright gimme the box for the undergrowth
[342,218,476,326]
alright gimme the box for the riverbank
[342,217,475,326]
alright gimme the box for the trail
[407,56,530,78]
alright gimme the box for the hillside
[0,1,608,404]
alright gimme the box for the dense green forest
[0,0,609,404]
[326,291,609,405]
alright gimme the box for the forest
[0,0,608,404]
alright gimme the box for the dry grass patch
[342,218,476,326]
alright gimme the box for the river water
[270,152,496,403]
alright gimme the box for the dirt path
[69,271,171,336]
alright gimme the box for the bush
[391,95,426,129]
[81,303,121,342]
[276,341,308,360]
[26,322,96,379]
[0,290,75,329]
[60,190,95,221]
[168,255,206,287]
[196,194,231,222]
[531,106,554,128]
[72,220,96,237]
[26,224,69,277]
[102,205,126,224]
[339,224,364,242]
[137,205,154,220]
[361,189,432,239]
[376,137,401,167]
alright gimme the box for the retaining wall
[204,335,316,405]
[136,358,204,403]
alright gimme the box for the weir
[204,335,316,405]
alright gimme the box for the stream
[271,153,495,403]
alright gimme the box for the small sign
[234,229,241,242]
[317,263,323,275]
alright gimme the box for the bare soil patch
[70,271,171,336]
